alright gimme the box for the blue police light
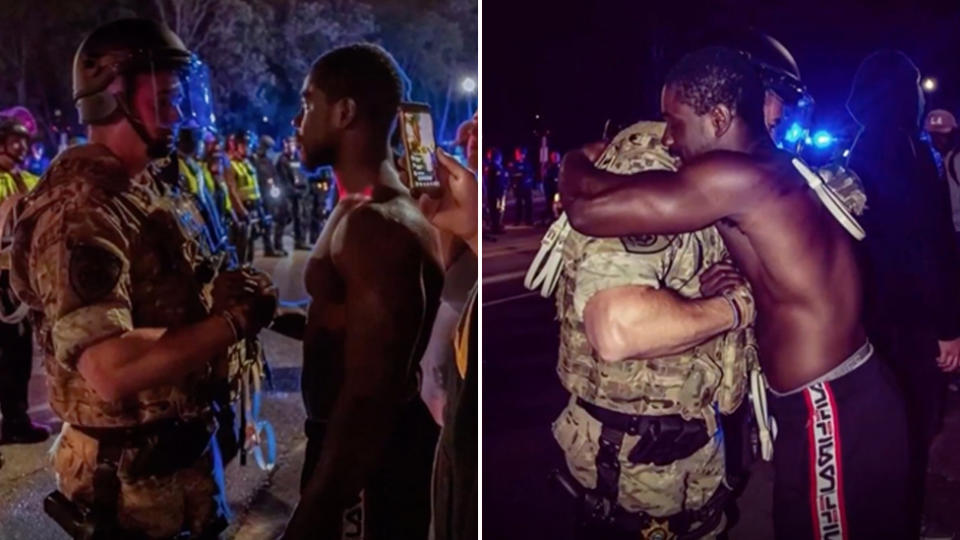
[812,131,833,149]
[784,123,805,143]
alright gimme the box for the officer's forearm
[78,315,238,401]
[584,285,734,362]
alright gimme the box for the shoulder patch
[69,244,122,303]
[620,234,674,254]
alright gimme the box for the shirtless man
[560,47,909,540]
[281,43,444,540]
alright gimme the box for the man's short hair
[310,43,405,134]
[664,46,765,127]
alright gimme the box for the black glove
[215,269,278,337]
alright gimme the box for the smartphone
[397,102,439,189]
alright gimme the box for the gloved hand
[214,268,278,338]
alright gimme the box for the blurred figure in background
[23,141,49,176]
[483,147,508,234]
[925,109,960,248]
[276,135,312,250]
[847,50,960,537]
[539,150,560,225]
[507,146,534,226]
[0,117,48,445]
[255,135,289,256]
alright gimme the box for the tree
[0,0,139,146]
[262,0,377,136]
[374,0,477,143]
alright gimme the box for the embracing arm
[559,149,757,237]
[584,285,734,362]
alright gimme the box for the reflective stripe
[804,382,848,540]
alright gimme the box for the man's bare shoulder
[683,150,763,181]
[681,149,799,200]
[332,196,439,268]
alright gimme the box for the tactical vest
[552,121,757,423]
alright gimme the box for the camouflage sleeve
[31,195,133,370]
[572,240,667,318]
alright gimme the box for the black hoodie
[847,50,960,341]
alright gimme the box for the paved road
[0,237,312,540]
[482,223,960,539]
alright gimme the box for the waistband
[768,341,873,398]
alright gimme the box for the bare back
[710,152,865,391]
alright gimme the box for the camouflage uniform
[10,144,231,538]
[552,122,758,536]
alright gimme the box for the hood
[846,49,924,129]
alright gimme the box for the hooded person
[846,49,960,537]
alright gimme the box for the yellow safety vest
[0,169,38,203]
[230,159,260,202]
[178,156,202,196]
[202,164,233,213]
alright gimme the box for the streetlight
[460,77,476,94]
[922,77,937,92]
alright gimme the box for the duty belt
[47,415,219,540]
[72,415,216,479]
[575,398,711,466]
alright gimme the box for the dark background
[483,0,960,154]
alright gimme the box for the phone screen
[398,103,438,188]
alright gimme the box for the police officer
[0,117,49,445]
[926,110,960,244]
[540,150,561,225]
[9,19,277,538]
[177,127,227,255]
[203,131,248,252]
[483,148,507,234]
[229,131,280,260]
[24,141,50,176]
[254,135,289,256]
[276,136,311,250]
[305,165,337,244]
[507,146,534,226]
[548,122,756,539]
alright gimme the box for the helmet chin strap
[114,97,171,160]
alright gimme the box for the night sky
[484,0,960,154]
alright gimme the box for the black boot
[1,419,50,444]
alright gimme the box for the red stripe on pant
[804,382,848,540]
